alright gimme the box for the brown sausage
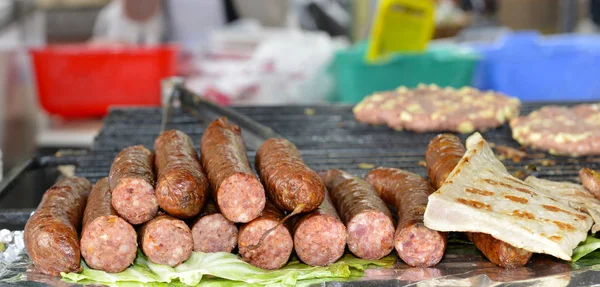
[425,134,466,189]
[154,130,209,219]
[191,199,238,253]
[320,169,395,260]
[139,214,193,267]
[109,145,158,225]
[365,168,446,267]
[238,200,293,270]
[24,176,91,276]
[426,134,532,268]
[580,168,600,200]
[256,138,325,213]
[200,117,266,223]
[291,192,346,266]
[80,178,137,273]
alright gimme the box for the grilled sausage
[24,177,91,276]
[321,169,395,260]
[426,134,532,268]
[191,199,238,253]
[365,168,446,267]
[154,130,209,219]
[200,117,266,223]
[139,214,193,267]
[291,192,346,266]
[80,178,137,273]
[238,200,293,270]
[580,168,600,200]
[256,138,325,213]
[109,145,158,225]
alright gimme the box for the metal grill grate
[43,102,600,185]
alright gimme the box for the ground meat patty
[510,103,600,156]
[191,199,238,253]
[353,84,521,133]
[426,134,532,268]
[255,138,325,213]
[365,168,446,267]
[580,168,600,200]
[24,176,91,276]
[291,193,346,266]
[139,214,193,267]
[154,130,209,219]
[238,200,293,270]
[200,117,266,223]
[80,178,137,273]
[320,169,395,260]
[109,145,158,225]
[352,91,397,125]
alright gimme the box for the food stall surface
[0,102,599,286]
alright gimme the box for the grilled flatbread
[525,176,600,234]
[424,133,592,260]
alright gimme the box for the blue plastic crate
[470,32,600,102]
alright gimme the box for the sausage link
[191,199,238,253]
[155,130,209,218]
[365,168,446,267]
[291,192,346,266]
[321,169,395,260]
[238,200,293,270]
[425,134,466,190]
[200,117,266,223]
[81,178,137,273]
[109,145,158,224]
[580,168,600,200]
[256,138,325,213]
[466,233,533,268]
[24,177,91,276]
[426,134,532,268]
[139,214,193,267]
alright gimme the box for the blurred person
[92,0,166,45]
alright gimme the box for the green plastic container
[332,42,480,103]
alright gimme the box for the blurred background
[0,0,599,178]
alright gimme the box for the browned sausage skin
[238,200,293,270]
[426,134,532,268]
[580,168,600,199]
[24,176,91,276]
[256,138,326,214]
[320,169,395,260]
[80,178,137,273]
[154,130,209,219]
[139,214,193,267]
[291,192,346,266]
[365,168,446,267]
[200,117,266,223]
[109,145,158,225]
[191,199,238,253]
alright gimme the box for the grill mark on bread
[465,187,494,196]
[549,236,562,242]
[542,205,588,221]
[510,210,535,220]
[552,221,576,232]
[481,179,535,195]
[504,195,528,204]
[456,198,491,210]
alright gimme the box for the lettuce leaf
[572,235,600,263]
[62,250,395,287]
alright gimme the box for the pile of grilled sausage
[23,117,529,277]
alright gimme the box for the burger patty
[510,103,600,156]
[353,85,521,133]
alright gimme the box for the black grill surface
[46,102,600,184]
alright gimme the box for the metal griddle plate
[2,100,600,286]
